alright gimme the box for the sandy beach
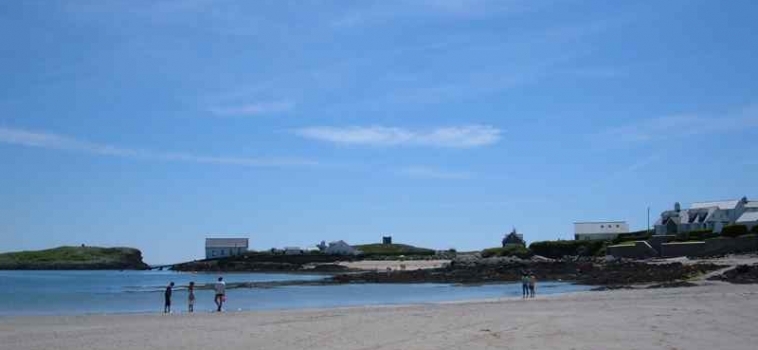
[338,259,450,271]
[2,283,757,350]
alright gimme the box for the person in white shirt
[214,277,226,312]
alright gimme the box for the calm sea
[0,270,591,316]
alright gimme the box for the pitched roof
[745,201,758,209]
[503,231,525,244]
[690,200,741,210]
[736,212,758,223]
[205,238,249,248]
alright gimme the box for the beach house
[574,221,629,241]
[502,229,525,247]
[654,197,754,235]
[205,238,249,259]
[325,240,361,255]
[284,247,303,255]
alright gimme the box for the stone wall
[702,235,758,256]
[648,235,675,253]
[607,241,658,259]
[660,242,706,258]
[609,234,758,259]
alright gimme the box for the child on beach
[164,282,174,313]
[529,274,537,298]
[188,281,195,313]
[214,277,226,312]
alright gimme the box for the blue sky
[1,0,756,264]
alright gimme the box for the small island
[0,246,150,270]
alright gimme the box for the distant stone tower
[382,236,392,245]
[674,202,681,212]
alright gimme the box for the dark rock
[707,264,758,284]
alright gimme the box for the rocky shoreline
[180,256,727,290]
[328,258,723,287]
[707,263,758,284]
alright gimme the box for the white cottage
[325,240,360,255]
[654,197,752,235]
[205,238,249,259]
[574,221,629,241]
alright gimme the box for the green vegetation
[721,225,750,238]
[673,229,718,242]
[354,243,435,257]
[529,240,606,258]
[481,246,533,259]
[752,226,758,234]
[0,246,149,270]
[611,230,652,245]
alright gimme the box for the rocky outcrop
[707,264,758,284]
[330,258,723,286]
[172,255,354,273]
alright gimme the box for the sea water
[0,270,591,315]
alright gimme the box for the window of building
[600,225,604,228]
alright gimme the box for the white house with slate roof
[205,238,249,259]
[654,197,756,235]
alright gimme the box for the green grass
[481,246,533,259]
[608,242,635,248]
[353,243,435,256]
[0,246,142,265]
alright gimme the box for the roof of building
[574,221,627,224]
[745,201,758,208]
[503,230,525,244]
[736,211,758,223]
[690,199,741,210]
[205,238,249,248]
[328,240,350,246]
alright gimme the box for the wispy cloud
[601,104,758,144]
[293,125,501,148]
[398,166,473,180]
[0,127,316,167]
[208,101,294,116]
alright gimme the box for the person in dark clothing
[164,282,175,313]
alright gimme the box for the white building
[205,238,248,259]
[736,211,758,230]
[574,221,629,241]
[654,197,754,235]
[284,247,303,255]
[325,240,361,255]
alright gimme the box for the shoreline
[0,279,589,317]
[3,284,757,350]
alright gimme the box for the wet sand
[1,283,757,350]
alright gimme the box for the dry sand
[2,283,757,350]
[338,259,450,271]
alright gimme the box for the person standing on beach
[188,281,195,313]
[214,277,226,312]
[164,282,174,313]
[529,274,537,298]
[521,273,529,299]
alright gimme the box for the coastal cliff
[0,246,150,270]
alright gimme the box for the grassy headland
[353,243,435,257]
[0,246,150,270]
